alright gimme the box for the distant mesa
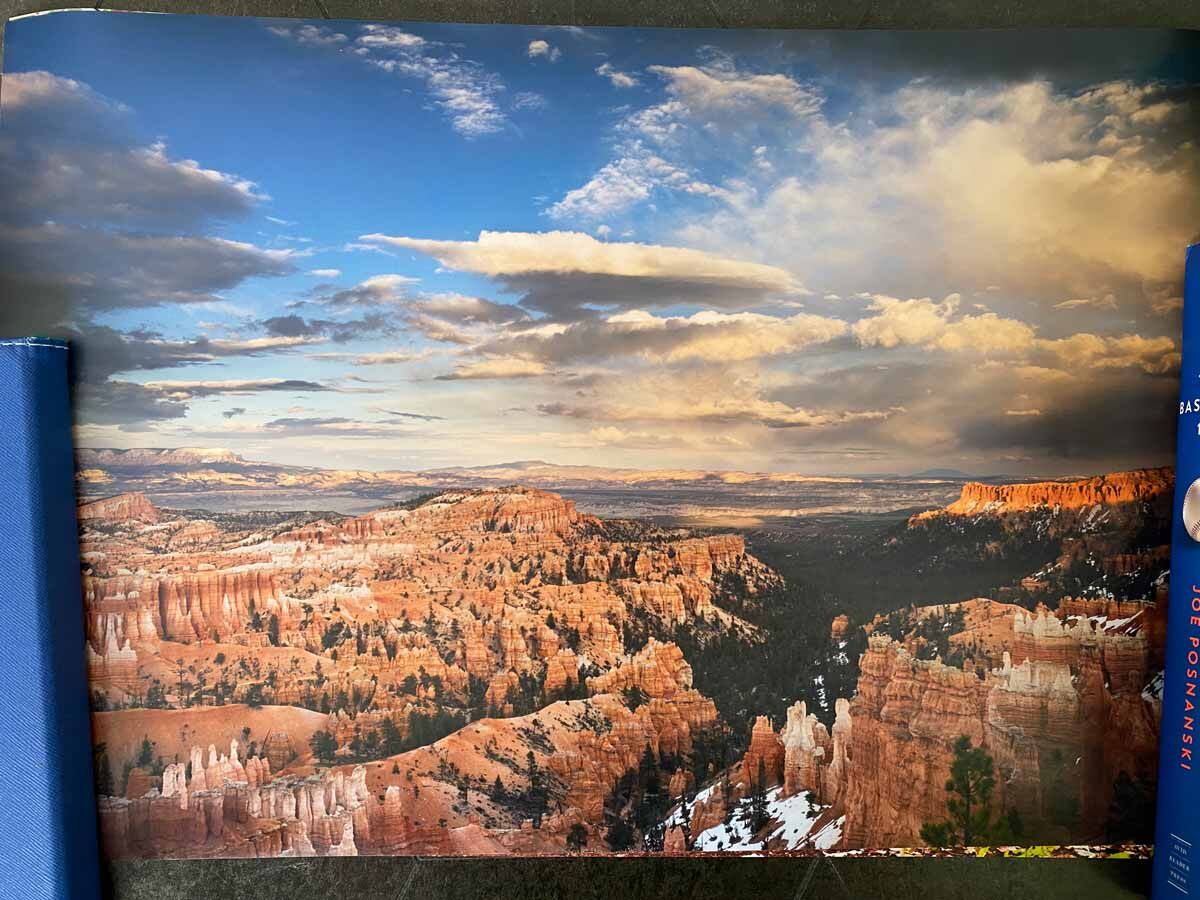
[74,446,872,498]
[78,491,161,525]
[78,447,248,468]
[916,467,1172,519]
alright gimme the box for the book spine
[0,339,100,900]
[1155,246,1200,897]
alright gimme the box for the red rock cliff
[934,468,1171,517]
[79,491,161,524]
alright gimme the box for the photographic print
[1,12,1196,859]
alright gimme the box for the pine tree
[380,716,404,756]
[94,743,115,797]
[525,750,547,813]
[137,736,154,769]
[920,735,997,846]
[748,757,771,833]
[1106,770,1155,842]
[566,823,588,853]
[605,816,636,851]
[308,729,338,764]
[1043,748,1081,831]
[672,787,695,851]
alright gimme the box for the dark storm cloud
[0,71,263,230]
[0,225,293,327]
[262,314,323,338]
[775,30,1200,89]
[324,312,396,344]
[473,310,845,366]
[768,358,1176,470]
[771,361,940,414]
[0,70,133,149]
[536,402,586,418]
[503,273,791,321]
[68,326,215,385]
[261,311,397,343]
[418,293,530,326]
[148,379,330,399]
[319,278,415,307]
[65,325,319,387]
[0,70,291,362]
[222,407,246,419]
[70,375,333,429]
[955,372,1177,463]
[304,277,528,344]
[72,380,190,427]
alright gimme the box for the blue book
[0,338,101,900]
[1155,244,1200,898]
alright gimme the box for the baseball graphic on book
[1184,478,1200,541]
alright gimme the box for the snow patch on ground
[1143,670,1164,703]
[675,787,842,852]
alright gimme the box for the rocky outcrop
[81,448,246,468]
[740,715,784,789]
[839,614,1159,848]
[587,640,693,700]
[86,614,140,690]
[100,745,366,859]
[400,488,590,536]
[928,468,1171,518]
[823,699,852,807]
[83,466,1164,857]
[83,568,289,648]
[547,691,720,823]
[78,492,161,525]
[781,702,824,798]
[716,591,1162,850]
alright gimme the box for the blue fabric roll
[0,338,100,900]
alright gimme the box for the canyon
[80,466,1171,856]
[83,486,770,856]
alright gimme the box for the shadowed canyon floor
[79,464,1171,857]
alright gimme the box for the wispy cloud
[265,23,347,48]
[269,23,511,137]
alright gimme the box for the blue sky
[1,13,1196,473]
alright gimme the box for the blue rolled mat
[0,338,100,900]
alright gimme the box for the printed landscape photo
[2,12,1197,857]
